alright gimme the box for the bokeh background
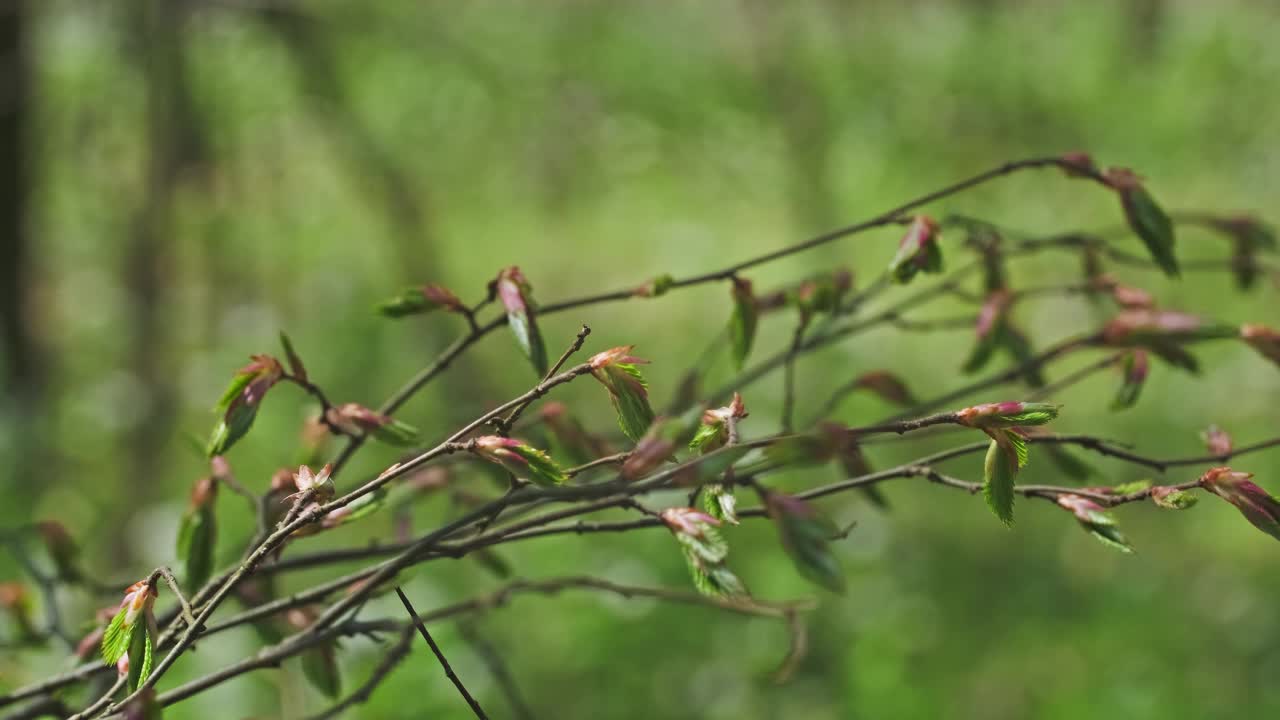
[2,0,1279,718]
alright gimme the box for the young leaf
[702,484,738,524]
[888,215,944,284]
[176,478,217,593]
[377,283,465,318]
[126,621,154,691]
[957,401,1061,429]
[491,267,548,376]
[278,331,307,382]
[206,355,283,457]
[836,435,889,509]
[728,276,758,370]
[588,347,656,442]
[1241,324,1280,369]
[963,290,1011,374]
[300,643,342,699]
[1111,350,1149,411]
[1105,168,1179,277]
[765,491,846,594]
[471,436,567,486]
[1056,495,1135,553]
[983,438,1017,526]
[1151,486,1198,510]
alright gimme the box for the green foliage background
[2,1,1279,717]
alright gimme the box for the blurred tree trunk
[0,0,44,520]
[742,0,838,231]
[118,0,206,509]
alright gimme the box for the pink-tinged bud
[1102,166,1143,191]
[117,653,130,676]
[1055,494,1133,552]
[956,401,1060,428]
[292,463,335,501]
[422,284,466,313]
[1200,467,1280,542]
[188,476,218,509]
[1059,151,1098,178]
[1150,486,1199,510]
[888,215,944,284]
[1102,309,1203,344]
[589,345,649,370]
[236,354,285,406]
[119,581,158,627]
[471,436,566,486]
[329,402,384,431]
[1202,425,1233,456]
[974,289,1012,340]
[1241,324,1280,367]
[210,455,231,480]
[1090,275,1155,309]
[492,266,531,315]
[0,582,35,639]
[660,507,721,538]
[632,273,675,298]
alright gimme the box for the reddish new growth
[661,507,721,537]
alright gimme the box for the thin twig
[457,621,537,720]
[395,587,489,719]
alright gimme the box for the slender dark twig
[394,587,489,720]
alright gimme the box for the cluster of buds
[1200,467,1280,542]
[490,266,547,376]
[888,215,943,284]
[324,403,418,445]
[377,283,466,318]
[207,354,284,456]
[589,346,655,442]
[471,436,566,486]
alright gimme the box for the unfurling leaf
[1200,467,1280,542]
[728,277,758,370]
[325,403,418,446]
[207,355,283,456]
[1241,324,1280,369]
[702,485,738,524]
[472,436,567,486]
[176,477,218,592]
[490,266,548,376]
[589,346,656,442]
[1111,349,1149,411]
[688,393,748,454]
[1056,495,1134,553]
[1151,486,1199,510]
[765,490,846,593]
[963,290,1012,374]
[851,370,917,407]
[291,464,337,502]
[1104,167,1179,277]
[278,331,307,382]
[983,437,1017,526]
[633,273,675,298]
[888,215,944,284]
[662,508,747,598]
[101,580,158,692]
[957,401,1061,429]
[377,283,466,318]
